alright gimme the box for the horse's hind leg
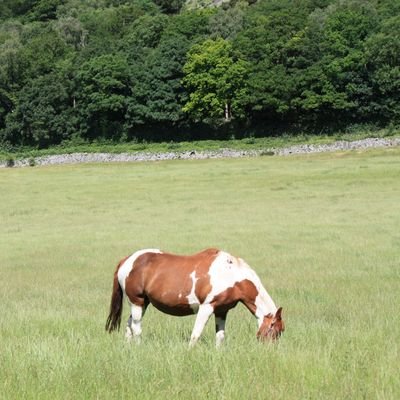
[126,301,148,343]
[125,315,134,340]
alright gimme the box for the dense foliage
[0,0,399,147]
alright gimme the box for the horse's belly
[144,270,200,316]
[149,297,196,316]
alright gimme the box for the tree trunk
[224,103,231,121]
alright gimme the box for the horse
[105,248,284,346]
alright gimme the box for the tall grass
[1,148,399,399]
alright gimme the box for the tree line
[0,0,399,148]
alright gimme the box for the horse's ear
[275,307,283,320]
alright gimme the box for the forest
[0,0,399,148]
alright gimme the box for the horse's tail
[105,257,127,333]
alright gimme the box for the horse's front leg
[189,304,214,347]
[215,312,227,348]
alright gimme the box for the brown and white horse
[105,248,284,346]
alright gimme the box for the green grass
[1,147,399,399]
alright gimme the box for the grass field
[1,148,399,399]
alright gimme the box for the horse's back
[121,248,222,315]
[137,248,221,294]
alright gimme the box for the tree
[125,33,189,138]
[124,10,212,140]
[55,16,88,50]
[0,88,13,132]
[75,1,159,57]
[75,53,130,140]
[19,26,71,83]
[209,1,247,41]
[232,0,310,126]
[153,0,185,14]
[182,38,248,124]
[2,73,75,147]
[288,1,378,125]
[118,14,168,61]
[365,15,400,123]
[0,22,25,130]
[0,0,37,19]
[26,0,64,21]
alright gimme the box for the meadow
[1,148,399,399]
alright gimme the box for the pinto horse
[105,248,284,346]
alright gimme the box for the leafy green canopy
[183,38,248,123]
[0,0,399,148]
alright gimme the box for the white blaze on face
[117,248,162,291]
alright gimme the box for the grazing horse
[105,248,284,346]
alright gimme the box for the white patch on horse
[236,257,277,322]
[189,304,214,346]
[205,252,277,322]
[118,248,162,291]
[203,251,246,303]
[187,271,200,313]
[254,291,277,325]
[237,259,277,324]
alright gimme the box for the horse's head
[256,307,285,342]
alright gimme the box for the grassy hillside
[1,148,399,398]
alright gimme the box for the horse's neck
[253,283,277,324]
[241,265,277,325]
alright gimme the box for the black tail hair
[105,258,126,333]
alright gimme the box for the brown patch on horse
[194,249,220,302]
[125,248,220,316]
[211,279,259,315]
